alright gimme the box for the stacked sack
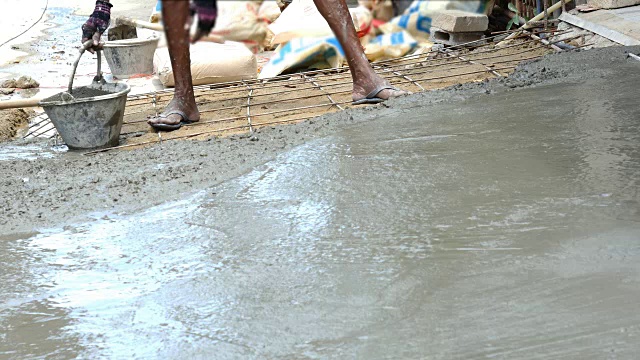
[261,0,386,78]
[150,0,283,53]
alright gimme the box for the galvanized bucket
[103,37,159,79]
[41,44,131,150]
[41,82,130,150]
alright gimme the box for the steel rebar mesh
[25,34,558,153]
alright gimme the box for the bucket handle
[68,40,103,94]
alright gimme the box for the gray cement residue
[42,87,112,103]
[1,47,640,358]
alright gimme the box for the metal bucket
[40,82,131,150]
[103,37,159,79]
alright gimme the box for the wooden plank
[559,12,640,45]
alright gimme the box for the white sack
[154,41,257,87]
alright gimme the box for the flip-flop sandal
[148,110,198,131]
[352,85,405,105]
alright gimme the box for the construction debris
[587,0,640,9]
[1,76,39,90]
[0,109,34,141]
[558,9,640,46]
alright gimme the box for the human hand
[81,0,112,54]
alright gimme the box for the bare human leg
[149,0,404,130]
[313,0,408,103]
[148,0,200,130]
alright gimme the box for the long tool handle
[115,16,163,32]
[0,98,42,110]
[114,16,224,43]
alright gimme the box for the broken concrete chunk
[1,76,40,90]
[432,10,489,33]
[0,109,34,142]
[587,0,640,8]
[1,79,17,88]
[15,76,40,89]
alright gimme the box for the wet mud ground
[1,46,640,358]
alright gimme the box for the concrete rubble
[552,3,640,48]
[587,0,640,9]
[1,76,39,90]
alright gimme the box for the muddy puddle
[2,70,640,358]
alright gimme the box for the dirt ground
[0,109,33,141]
[1,46,638,235]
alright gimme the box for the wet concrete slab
[2,53,640,358]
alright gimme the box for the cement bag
[259,0,282,24]
[259,36,345,79]
[259,0,283,49]
[154,41,257,87]
[211,1,268,52]
[269,0,373,46]
[365,31,417,61]
[379,0,493,41]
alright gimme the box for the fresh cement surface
[1,46,640,358]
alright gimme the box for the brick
[432,10,489,33]
[587,0,640,8]
[429,27,485,46]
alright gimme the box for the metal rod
[439,49,504,78]
[244,80,254,133]
[122,86,354,124]
[391,70,425,91]
[24,115,52,137]
[26,120,56,138]
[302,74,345,111]
[193,100,347,125]
[86,112,341,155]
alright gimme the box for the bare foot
[147,96,200,131]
